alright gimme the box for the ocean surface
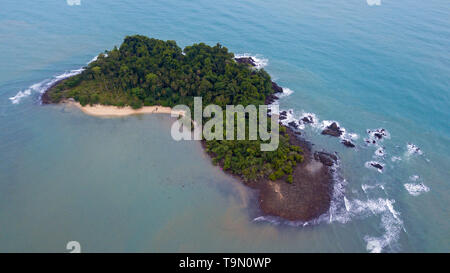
[0,0,449,252]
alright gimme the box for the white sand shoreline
[63,100,185,117]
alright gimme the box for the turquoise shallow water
[0,0,449,252]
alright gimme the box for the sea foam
[9,55,101,105]
[234,53,268,69]
[405,143,423,157]
[404,183,430,196]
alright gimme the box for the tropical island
[43,35,335,221]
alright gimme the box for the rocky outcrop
[341,139,355,148]
[321,122,343,137]
[314,151,337,167]
[370,162,383,170]
[301,115,314,124]
[40,90,52,104]
[288,121,299,129]
[265,94,279,105]
[235,57,256,67]
[271,81,283,93]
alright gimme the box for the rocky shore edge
[203,56,337,222]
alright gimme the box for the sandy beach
[64,100,185,117]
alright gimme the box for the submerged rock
[321,122,343,137]
[341,139,355,148]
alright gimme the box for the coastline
[41,55,335,223]
[61,99,185,117]
[202,126,334,222]
[54,96,335,222]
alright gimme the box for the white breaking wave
[344,132,359,140]
[329,183,404,253]
[347,198,403,253]
[234,53,268,69]
[9,54,102,105]
[67,0,81,6]
[391,156,402,162]
[279,109,297,127]
[404,175,430,196]
[362,183,385,194]
[299,112,318,124]
[374,147,385,157]
[9,69,83,104]
[367,0,381,6]
[276,87,294,98]
[405,143,423,157]
[404,183,430,196]
[311,119,359,141]
[409,175,420,181]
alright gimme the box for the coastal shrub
[284,164,293,175]
[130,97,143,109]
[287,175,293,184]
[274,169,285,180]
[269,173,277,181]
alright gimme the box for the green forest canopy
[47,35,303,182]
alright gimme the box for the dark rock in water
[294,131,301,135]
[301,116,314,124]
[278,111,287,120]
[367,128,388,141]
[328,122,339,131]
[321,122,343,137]
[288,121,299,129]
[314,151,337,167]
[371,162,383,170]
[341,139,355,148]
[235,57,256,67]
[271,81,283,93]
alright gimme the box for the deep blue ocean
[0,0,448,252]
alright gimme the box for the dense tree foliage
[47,35,303,182]
[206,125,303,182]
[49,35,273,108]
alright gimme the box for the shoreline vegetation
[43,35,335,222]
